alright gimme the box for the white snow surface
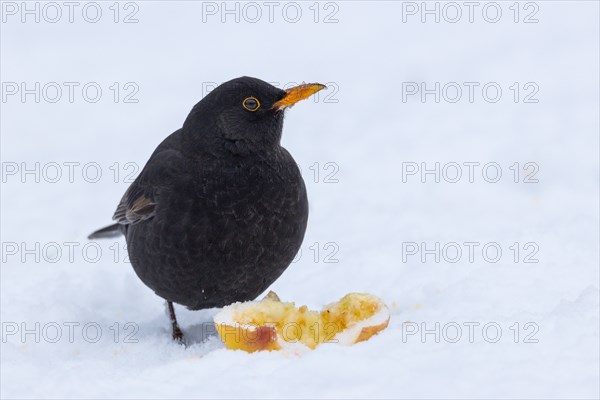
[1,2,599,399]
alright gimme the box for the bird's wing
[113,183,157,225]
[112,147,186,226]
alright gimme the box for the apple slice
[213,292,390,352]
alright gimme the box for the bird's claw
[172,325,185,343]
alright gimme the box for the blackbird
[89,77,325,340]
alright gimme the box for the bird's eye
[242,97,260,112]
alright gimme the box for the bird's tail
[88,223,123,240]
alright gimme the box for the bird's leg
[167,301,184,342]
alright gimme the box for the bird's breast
[161,157,307,242]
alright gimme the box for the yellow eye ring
[243,97,260,112]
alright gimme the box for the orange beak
[272,83,327,111]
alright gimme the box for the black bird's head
[182,77,325,156]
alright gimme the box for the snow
[1,1,599,398]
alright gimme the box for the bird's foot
[172,323,184,343]
[166,300,185,344]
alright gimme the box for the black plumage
[89,77,325,339]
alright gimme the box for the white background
[1,1,599,398]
